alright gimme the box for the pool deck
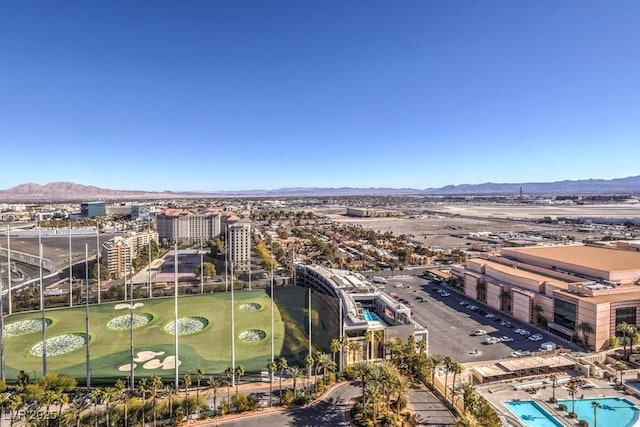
[479,372,640,426]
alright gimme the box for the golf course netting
[2,287,339,384]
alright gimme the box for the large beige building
[456,243,640,351]
[157,209,221,245]
[101,231,159,278]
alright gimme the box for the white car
[516,329,531,336]
[511,350,526,358]
[528,334,543,341]
[485,313,494,318]
[500,336,514,342]
[441,292,450,297]
[483,337,501,345]
[472,329,488,336]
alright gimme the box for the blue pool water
[363,310,381,322]
[625,380,640,395]
[557,397,639,427]
[505,400,563,427]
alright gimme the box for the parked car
[483,337,501,345]
[500,336,514,342]
[471,329,488,336]
[528,334,543,341]
[485,313,494,318]
[441,292,450,297]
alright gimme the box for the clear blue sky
[1,1,639,192]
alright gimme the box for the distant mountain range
[1,176,640,201]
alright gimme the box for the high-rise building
[228,219,251,271]
[156,209,221,245]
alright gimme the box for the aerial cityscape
[2,2,640,427]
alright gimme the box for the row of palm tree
[350,361,411,425]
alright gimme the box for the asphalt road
[205,382,361,427]
[379,276,579,362]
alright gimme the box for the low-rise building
[102,230,159,278]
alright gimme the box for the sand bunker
[114,302,146,310]
[143,359,163,369]
[118,363,138,372]
[161,355,182,370]
[134,350,165,363]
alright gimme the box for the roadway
[202,382,361,427]
[378,275,579,362]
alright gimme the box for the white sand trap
[118,363,137,372]
[161,356,182,370]
[114,302,145,310]
[134,350,165,362]
[143,359,163,369]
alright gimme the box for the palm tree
[617,322,632,358]
[392,374,410,416]
[430,353,443,390]
[460,382,477,413]
[348,342,361,365]
[417,339,427,357]
[150,374,163,426]
[629,325,638,360]
[90,387,102,427]
[65,397,89,427]
[224,367,234,403]
[592,400,601,427]
[330,339,341,367]
[450,361,463,401]
[454,412,482,427]
[576,321,594,350]
[286,366,303,392]
[195,368,205,417]
[374,329,384,360]
[266,361,277,407]
[353,361,370,399]
[277,357,288,398]
[549,374,558,403]
[234,365,245,404]
[304,354,314,391]
[364,331,373,361]
[207,376,225,415]
[443,356,455,399]
[183,372,192,397]
[567,381,578,417]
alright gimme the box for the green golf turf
[2,288,335,383]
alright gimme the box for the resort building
[455,243,640,350]
[295,264,428,365]
[101,230,159,278]
[156,209,221,245]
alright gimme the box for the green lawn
[3,290,293,382]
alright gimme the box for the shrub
[316,378,326,394]
[327,372,336,384]
[558,404,567,412]
[218,400,229,416]
[281,389,294,406]
[578,420,589,427]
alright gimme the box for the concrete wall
[512,288,533,323]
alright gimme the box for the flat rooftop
[504,245,640,273]
[474,258,570,289]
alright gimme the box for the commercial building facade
[80,202,106,218]
[455,244,640,350]
[227,219,251,271]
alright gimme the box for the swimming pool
[363,310,381,322]
[557,397,639,427]
[625,380,640,396]
[505,400,563,427]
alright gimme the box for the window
[554,299,577,330]
[615,307,637,330]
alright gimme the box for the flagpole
[224,226,228,292]
[69,220,73,308]
[0,257,5,382]
[129,242,135,391]
[6,224,12,315]
[40,236,47,376]
[85,244,91,388]
[308,288,312,359]
[339,297,343,373]
[270,242,274,364]
[96,228,101,304]
[231,260,236,387]
[174,243,179,390]
[148,219,152,299]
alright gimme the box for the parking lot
[378,276,579,363]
